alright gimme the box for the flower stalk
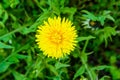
[78,40,95,80]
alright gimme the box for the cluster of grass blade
[0,0,120,80]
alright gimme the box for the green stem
[82,40,89,54]
[81,56,93,80]
[79,40,94,80]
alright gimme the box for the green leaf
[82,10,97,20]
[61,7,77,20]
[110,56,116,64]
[100,76,110,80]
[0,27,23,41]
[55,62,70,70]
[21,10,50,34]
[106,15,115,22]
[104,27,117,46]
[0,21,5,28]
[12,71,27,80]
[110,66,120,79]
[9,13,17,21]
[98,10,115,26]
[77,35,95,42]
[10,0,20,8]
[103,11,111,15]
[2,11,8,23]
[0,42,13,48]
[47,64,58,75]
[53,76,61,80]
[95,27,117,47]
[73,65,85,80]
[16,54,28,59]
[98,16,105,26]
[81,52,88,63]
[59,0,65,7]
[0,61,11,73]
[7,54,19,63]
[92,65,110,71]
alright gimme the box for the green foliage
[12,70,27,80]
[77,35,95,42]
[0,61,12,73]
[95,26,117,47]
[73,65,85,80]
[0,0,120,80]
[0,42,13,48]
[82,10,115,26]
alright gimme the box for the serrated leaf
[61,7,77,20]
[82,10,97,20]
[21,10,50,34]
[95,27,117,47]
[106,15,115,22]
[73,65,85,80]
[98,16,105,26]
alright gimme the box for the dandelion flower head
[36,17,77,59]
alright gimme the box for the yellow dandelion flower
[36,17,77,59]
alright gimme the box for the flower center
[50,32,62,44]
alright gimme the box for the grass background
[0,0,120,80]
